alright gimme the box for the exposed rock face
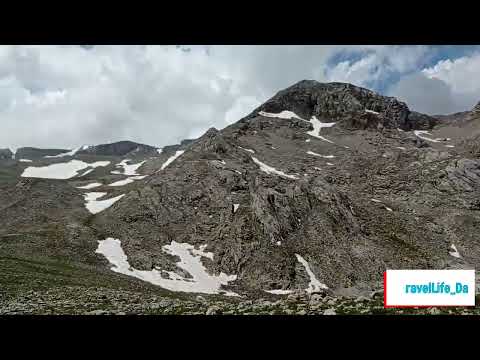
[246,80,437,131]
[444,159,480,192]
[162,139,195,153]
[0,148,13,160]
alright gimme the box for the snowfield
[259,110,303,120]
[107,178,136,187]
[306,151,335,159]
[233,204,240,213]
[21,160,110,179]
[265,289,293,295]
[265,255,328,295]
[307,116,336,143]
[251,157,298,180]
[83,192,125,214]
[239,146,255,154]
[76,182,102,190]
[160,150,185,170]
[449,244,461,258]
[108,175,147,187]
[414,130,445,143]
[111,159,146,176]
[295,254,328,292]
[257,110,336,144]
[95,238,238,296]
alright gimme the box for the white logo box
[384,270,476,307]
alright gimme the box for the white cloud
[422,54,480,94]
[1,45,476,150]
[389,52,480,115]
[388,73,458,115]
[0,45,341,149]
[325,46,432,88]
[225,96,261,125]
[326,53,381,87]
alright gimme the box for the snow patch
[21,160,110,179]
[80,169,95,177]
[84,193,125,214]
[265,289,293,295]
[445,145,455,148]
[238,146,255,154]
[108,178,135,187]
[251,157,298,180]
[385,207,393,212]
[107,174,146,187]
[233,204,240,213]
[95,238,238,296]
[307,116,336,144]
[326,162,334,166]
[371,199,382,203]
[306,151,335,159]
[305,139,311,143]
[295,254,328,292]
[76,182,102,190]
[112,159,146,176]
[365,109,380,115]
[449,244,461,258]
[414,130,443,143]
[395,147,406,150]
[19,159,32,162]
[157,148,163,154]
[160,150,185,170]
[258,110,303,120]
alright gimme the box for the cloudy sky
[2,45,480,150]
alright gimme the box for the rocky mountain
[77,141,159,157]
[247,80,438,131]
[15,147,72,160]
[0,148,13,160]
[1,80,480,315]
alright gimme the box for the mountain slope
[90,81,480,295]
[2,80,480,313]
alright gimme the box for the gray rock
[323,308,336,315]
[0,148,13,160]
[206,306,222,315]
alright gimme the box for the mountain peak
[247,80,437,131]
